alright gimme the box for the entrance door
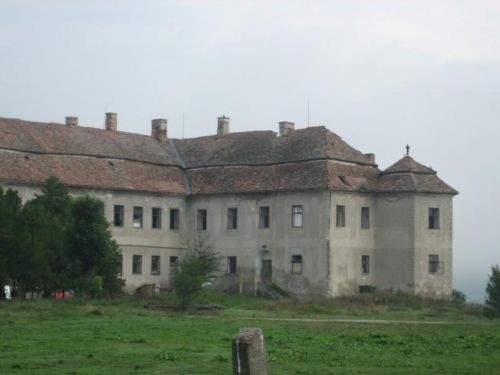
[261,259,272,282]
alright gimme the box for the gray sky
[1,0,499,302]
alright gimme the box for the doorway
[261,259,272,282]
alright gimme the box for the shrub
[172,257,206,309]
[452,289,466,304]
[173,234,220,310]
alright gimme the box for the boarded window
[361,255,369,274]
[227,256,237,274]
[170,209,180,230]
[152,207,162,229]
[133,207,143,228]
[227,208,238,230]
[361,207,370,229]
[114,205,124,227]
[292,205,303,228]
[429,254,442,274]
[197,209,207,231]
[259,206,270,229]
[132,255,142,274]
[151,255,161,275]
[336,205,345,227]
[291,255,303,274]
[429,208,440,229]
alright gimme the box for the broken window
[151,255,161,275]
[429,254,441,274]
[152,207,162,229]
[361,207,370,229]
[291,255,303,274]
[133,206,143,228]
[170,209,180,230]
[132,255,142,274]
[361,255,369,274]
[227,208,238,230]
[197,209,207,231]
[259,206,270,229]
[336,205,345,227]
[169,256,179,272]
[429,208,440,229]
[227,256,237,275]
[292,205,303,228]
[114,205,124,227]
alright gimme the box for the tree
[172,234,219,309]
[67,195,123,296]
[32,176,72,296]
[0,188,22,299]
[485,265,500,317]
[17,200,52,297]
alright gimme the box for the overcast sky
[1,1,499,302]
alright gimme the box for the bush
[172,234,219,310]
[485,265,500,317]
[172,257,206,309]
[452,289,466,304]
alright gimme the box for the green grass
[1,291,499,374]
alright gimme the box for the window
[152,207,162,229]
[227,208,238,230]
[361,255,369,274]
[336,205,345,227]
[114,205,124,227]
[133,207,143,228]
[169,256,179,271]
[291,255,303,274]
[429,254,441,274]
[132,255,142,274]
[361,207,370,229]
[151,255,161,275]
[259,206,270,229]
[292,205,303,228]
[429,208,440,229]
[197,209,207,231]
[226,256,237,274]
[170,209,180,230]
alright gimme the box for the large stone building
[0,114,458,297]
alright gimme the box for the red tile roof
[0,117,457,195]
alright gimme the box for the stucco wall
[1,180,454,298]
[373,194,415,293]
[186,190,331,296]
[329,192,375,296]
[412,194,453,297]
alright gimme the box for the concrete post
[232,328,268,375]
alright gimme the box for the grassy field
[1,292,499,375]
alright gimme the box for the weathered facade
[0,114,457,297]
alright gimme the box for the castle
[0,114,457,297]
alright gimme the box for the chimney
[217,116,230,136]
[279,121,295,137]
[65,116,78,127]
[151,118,168,144]
[365,153,376,164]
[105,112,117,131]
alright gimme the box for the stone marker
[232,328,268,375]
